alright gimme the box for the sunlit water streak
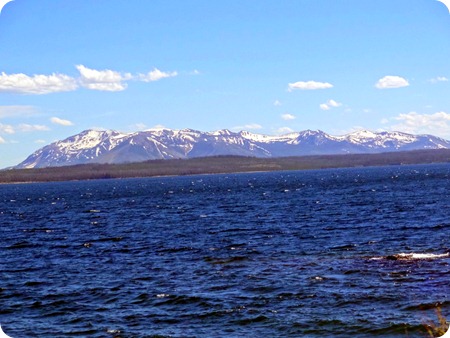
[1,164,450,337]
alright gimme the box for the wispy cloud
[429,76,449,83]
[387,111,450,138]
[50,117,74,126]
[0,136,5,144]
[375,75,409,89]
[139,68,178,82]
[151,124,166,130]
[0,105,40,119]
[0,123,14,134]
[320,99,342,111]
[1,120,54,135]
[288,81,333,91]
[0,65,179,94]
[128,123,148,131]
[232,123,263,131]
[276,127,295,134]
[273,100,282,106]
[281,113,296,120]
[17,124,50,132]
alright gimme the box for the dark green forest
[1,149,450,184]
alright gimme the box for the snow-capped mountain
[15,128,450,168]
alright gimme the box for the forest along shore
[1,149,450,184]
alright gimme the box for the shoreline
[1,149,450,184]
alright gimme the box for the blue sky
[0,0,449,168]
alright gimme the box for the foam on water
[396,252,450,260]
[371,252,450,261]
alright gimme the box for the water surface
[1,164,450,337]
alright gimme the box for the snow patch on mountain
[15,128,450,168]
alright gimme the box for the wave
[371,252,450,261]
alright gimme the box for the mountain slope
[16,128,450,168]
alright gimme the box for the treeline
[1,149,450,184]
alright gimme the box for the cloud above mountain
[386,111,450,138]
[50,117,74,126]
[0,65,178,94]
[232,123,263,131]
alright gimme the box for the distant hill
[15,128,450,168]
[3,150,450,184]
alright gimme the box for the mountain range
[15,128,450,168]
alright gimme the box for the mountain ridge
[15,128,450,168]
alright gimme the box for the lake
[1,164,450,337]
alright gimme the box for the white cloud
[0,72,78,94]
[429,76,449,83]
[388,111,450,137]
[0,123,15,134]
[281,113,296,120]
[129,123,148,131]
[338,126,366,135]
[50,117,74,126]
[232,123,263,131]
[242,123,263,130]
[139,68,178,82]
[76,65,131,91]
[320,99,342,111]
[18,124,50,132]
[276,127,295,134]
[273,100,282,106]
[0,65,179,94]
[375,76,409,89]
[34,139,47,144]
[288,81,333,91]
[0,136,5,144]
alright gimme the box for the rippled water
[1,164,450,337]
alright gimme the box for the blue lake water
[1,164,450,337]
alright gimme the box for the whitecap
[396,252,450,260]
[370,252,450,261]
[106,329,121,334]
[371,252,450,261]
